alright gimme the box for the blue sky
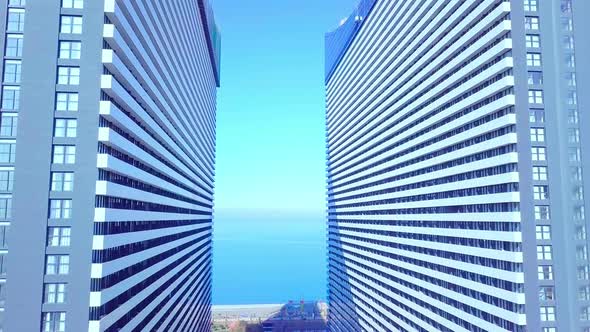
[213,0,358,214]
[210,0,359,304]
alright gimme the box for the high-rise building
[0,0,220,331]
[325,0,589,331]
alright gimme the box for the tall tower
[325,0,589,331]
[0,0,220,331]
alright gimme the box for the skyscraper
[325,0,589,331]
[0,0,220,331]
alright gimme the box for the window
[57,66,80,85]
[0,143,16,163]
[530,127,545,142]
[569,129,580,143]
[0,225,7,248]
[526,53,542,66]
[0,171,14,191]
[8,0,26,6]
[2,86,20,110]
[579,266,590,280]
[529,90,544,104]
[45,255,69,275]
[526,34,541,48]
[534,185,549,200]
[42,312,66,332]
[539,286,555,301]
[54,119,77,138]
[582,307,590,321]
[0,197,12,219]
[52,145,76,164]
[60,15,82,34]
[566,72,576,87]
[568,110,579,124]
[0,115,17,137]
[0,281,4,306]
[567,91,577,105]
[575,205,586,220]
[578,246,588,260]
[5,34,23,57]
[528,71,543,85]
[529,109,544,123]
[563,35,575,50]
[0,253,5,275]
[524,0,538,12]
[566,54,575,68]
[574,186,584,201]
[6,9,25,32]
[580,287,590,301]
[0,226,7,249]
[525,16,539,30]
[537,245,553,260]
[49,199,72,219]
[533,166,548,181]
[3,60,21,83]
[569,148,581,162]
[47,227,71,247]
[562,0,572,14]
[55,92,78,111]
[44,283,66,304]
[535,206,550,220]
[62,0,83,8]
[0,225,9,249]
[540,306,555,321]
[562,17,573,31]
[58,41,81,60]
[50,172,74,192]
[536,225,551,240]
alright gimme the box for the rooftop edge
[198,0,221,87]
[324,0,377,83]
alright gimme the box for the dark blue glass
[200,0,221,86]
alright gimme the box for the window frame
[60,15,83,34]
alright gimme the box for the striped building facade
[1,0,220,331]
[325,0,590,331]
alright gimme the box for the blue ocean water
[212,210,327,305]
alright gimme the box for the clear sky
[213,0,358,214]
[210,0,359,304]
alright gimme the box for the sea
[212,210,327,305]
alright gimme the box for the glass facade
[324,0,377,81]
[1,0,220,331]
[325,0,590,331]
[0,0,24,329]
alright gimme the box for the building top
[198,0,221,87]
[324,0,377,83]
